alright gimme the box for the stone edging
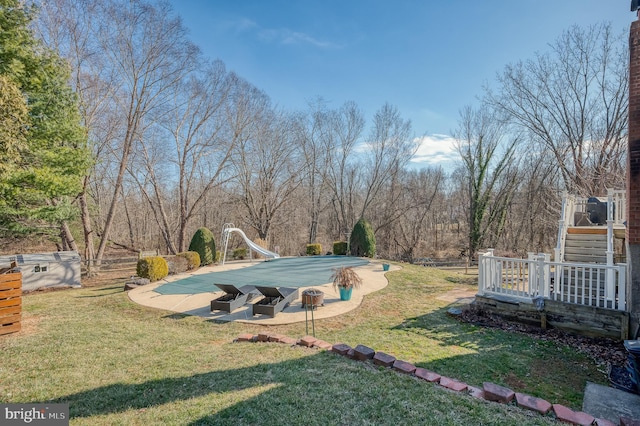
[234,333,623,426]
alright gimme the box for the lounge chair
[252,286,299,317]
[211,284,259,313]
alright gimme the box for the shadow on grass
[162,313,191,320]
[392,306,510,362]
[51,352,325,419]
[53,352,427,424]
[391,306,601,406]
[49,349,544,426]
[75,285,125,298]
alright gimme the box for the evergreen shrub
[306,243,322,256]
[349,218,376,258]
[333,241,348,255]
[188,227,215,265]
[136,256,169,282]
[177,251,200,270]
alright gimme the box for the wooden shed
[0,251,81,292]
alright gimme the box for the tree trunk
[79,184,96,277]
[60,221,78,252]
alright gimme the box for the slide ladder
[221,223,280,265]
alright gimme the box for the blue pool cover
[154,256,370,295]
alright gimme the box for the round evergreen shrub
[188,227,216,265]
[178,251,201,270]
[349,218,376,258]
[136,256,169,282]
[333,241,348,256]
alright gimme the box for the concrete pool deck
[128,257,398,325]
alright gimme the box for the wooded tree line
[0,0,629,269]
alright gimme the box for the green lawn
[0,264,605,425]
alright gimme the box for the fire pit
[301,289,324,309]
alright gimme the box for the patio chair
[252,286,299,317]
[211,284,260,313]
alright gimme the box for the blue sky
[167,1,633,166]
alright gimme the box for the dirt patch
[436,288,476,305]
[457,308,628,368]
[504,372,527,390]
[18,314,42,336]
[82,268,135,288]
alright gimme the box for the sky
[167,1,633,167]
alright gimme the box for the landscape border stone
[373,351,396,367]
[237,334,640,425]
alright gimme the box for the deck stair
[563,230,608,264]
[550,190,626,308]
[555,190,626,266]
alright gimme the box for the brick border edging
[234,334,624,426]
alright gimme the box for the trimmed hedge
[188,227,215,265]
[166,255,188,275]
[333,241,348,256]
[136,256,169,282]
[350,218,376,258]
[177,251,200,270]
[306,243,322,256]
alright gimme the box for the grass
[0,263,606,425]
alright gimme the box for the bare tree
[359,103,418,220]
[384,168,444,262]
[502,146,560,254]
[92,0,199,264]
[487,23,627,196]
[128,61,235,253]
[226,82,303,242]
[233,111,303,241]
[296,98,333,244]
[455,105,519,261]
[323,102,365,237]
[35,0,200,265]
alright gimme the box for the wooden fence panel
[0,272,22,336]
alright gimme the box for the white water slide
[221,224,279,264]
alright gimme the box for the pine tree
[0,0,90,237]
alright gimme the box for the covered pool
[154,256,370,295]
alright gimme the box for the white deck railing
[478,250,627,311]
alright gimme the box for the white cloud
[410,134,459,166]
[226,18,258,33]
[229,17,333,48]
[259,28,334,48]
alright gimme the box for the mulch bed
[457,308,629,368]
